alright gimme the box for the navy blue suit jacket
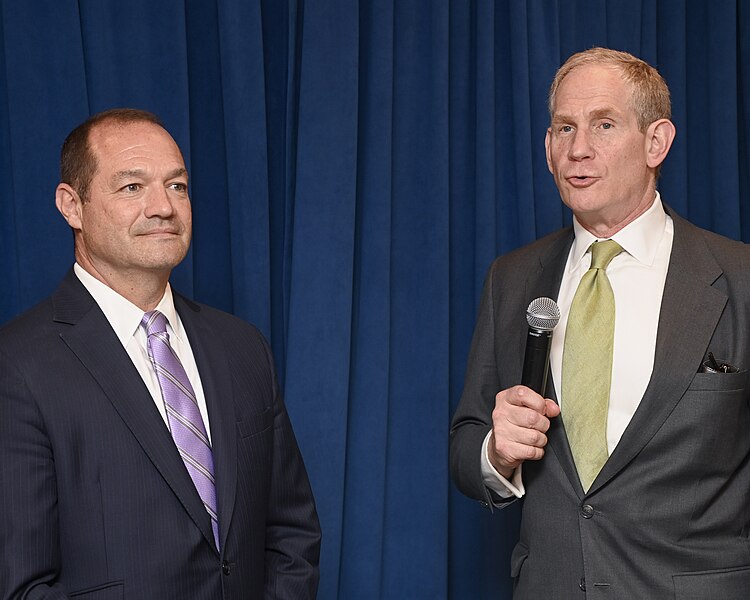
[0,270,321,599]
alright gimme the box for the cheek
[81,207,112,236]
[547,145,566,172]
[178,205,193,231]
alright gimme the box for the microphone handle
[521,327,553,394]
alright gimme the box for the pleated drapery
[2,1,750,598]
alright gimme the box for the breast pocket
[678,369,750,468]
[70,581,124,599]
[236,406,273,438]
[689,369,748,393]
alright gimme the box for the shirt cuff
[481,429,525,499]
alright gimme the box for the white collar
[570,191,668,268]
[73,263,184,345]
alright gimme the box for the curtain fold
[2,1,749,597]
[337,1,394,597]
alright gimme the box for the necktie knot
[141,310,168,337]
[589,239,623,270]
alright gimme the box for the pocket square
[700,352,739,374]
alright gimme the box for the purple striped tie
[141,310,220,550]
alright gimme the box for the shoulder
[173,293,271,355]
[671,210,750,274]
[0,298,56,352]
[486,227,573,280]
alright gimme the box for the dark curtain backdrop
[1,1,749,598]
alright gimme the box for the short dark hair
[60,108,165,201]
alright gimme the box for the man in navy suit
[451,48,750,598]
[0,109,321,599]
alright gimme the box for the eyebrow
[588,107,620,120]
[110,167,188,185]
[552,107,621,124]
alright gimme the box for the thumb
[544,399,561,418]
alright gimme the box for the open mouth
[567,175,596,186]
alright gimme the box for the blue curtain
[1,1,748,598]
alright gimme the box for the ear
[545,128,553,173]
[55,183,83,230]
[645,119,676,169]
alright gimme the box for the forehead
[88,121,185,171]
[552,64,634,117]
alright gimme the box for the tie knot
[589,239,623,270]
[141,310,168,336]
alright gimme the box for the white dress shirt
[74,263,213,441]
[482,193,674,497]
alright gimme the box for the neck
[75,254,170,311]
[577,188,656,239]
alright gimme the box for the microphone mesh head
[526,297,561,331]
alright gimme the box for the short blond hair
[548,48,671,132]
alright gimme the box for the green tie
[562,239,623,492]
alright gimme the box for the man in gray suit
[450,48,750,598]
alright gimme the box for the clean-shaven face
[75,120,192,280]
[545,64,655,232]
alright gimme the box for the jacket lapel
[53,272,218,551]
[590,209,727,491]
[524,229,574,402]
[522,230,586,492]
[176,295,238,554]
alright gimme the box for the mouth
[565,175,598,188]
[138,230,181,237]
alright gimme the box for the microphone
[521,297,561,394]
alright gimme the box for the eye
[122,183,142,193]
[169,182,188,193]
[600,122,613,130]
[560,125,574,133]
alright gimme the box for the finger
[491,438,547,468]
[498,385,547,414]
[496,419,550,448]
[495,403,551,433]
[543,399,561,418]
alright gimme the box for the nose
[144,187,175,219]
[568,128,593,161]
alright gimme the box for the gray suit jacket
[450,207,750,598]
[0,271,321,599]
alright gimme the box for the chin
[562,193,609,216]
[135,250,188,272]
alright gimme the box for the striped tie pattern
[141,310,220,550]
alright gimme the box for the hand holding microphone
[488,298,561,477]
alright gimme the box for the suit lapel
[53,272,218,552]
[591,209,727,491]
[521,231,586,492]
[524,231,574,402]
[176,296,238,554]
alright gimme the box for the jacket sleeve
[449,261,508,506]
[260,339,322,599]
[0,349,70,599]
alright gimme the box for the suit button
[579,577,586,591]
[581,504,594,519]
[222,561,231,576]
